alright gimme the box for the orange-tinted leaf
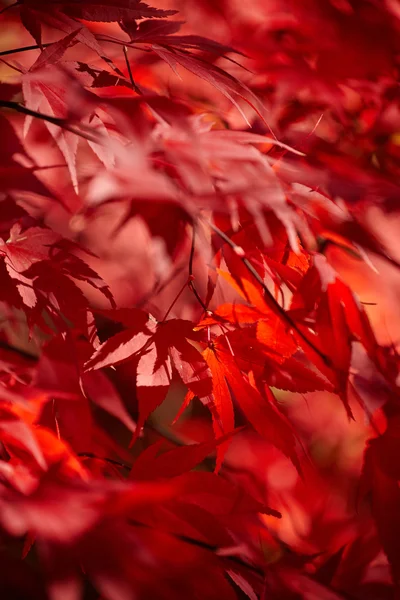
[204,340,300,469]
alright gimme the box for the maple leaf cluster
[0,0,399,598]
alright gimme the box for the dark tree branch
[0,100,101,143]
[0,43,51,57]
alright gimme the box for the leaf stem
[0,100,101,143]
[0,1,19,16]
[188,223,208,312]
[0,339,38,360]
[0,43,51,57]
[78,452,131,471]
[206,219,333,369]
[123,45,142,94]
[128,517,265,579]
[137,265,186,309]
[97,35,151,53]
[161,278,189,322]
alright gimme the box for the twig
[188,223,208,312]
[146,421,203,448]
[0,1,19,16]
[206,219,333,369]
[0,43,51,57]
[136,265,186,309]
[78,452,131,471]
[128,517,265,579]
[0,100,101,143]
[0,339,38,361]
[97,35,151,53]
[161,278,188,322]
[123,45,142,95]
[0,57,24,73]
[349,381,381,437]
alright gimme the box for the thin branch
[0,100,64,125]
[0,339,38,361]
[146,421,204,448]
[349,381,381,437]
[189,223,196,276]
[0,43,51,57]
[136,264,186,309]
[0,1,19,16]
[97,35,151,53]
[206,219,333,369]
[78,452,131,471]
[123,45,142,95]
[32,164,69,171]
[161,278,189,322]
[0,57,24,73]
[128,517,265,579]
[188,223,208,312]
[0,100,101,143]
[53,399,61,440]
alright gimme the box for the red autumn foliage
[0,0,400,598]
